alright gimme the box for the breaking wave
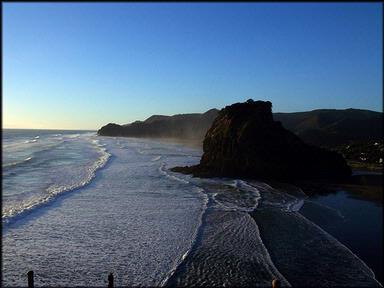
[2,142,111,226]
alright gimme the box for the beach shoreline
[253,172,383,285]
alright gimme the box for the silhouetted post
[108,272,114,288]
[272,279,280,288]
[27,271,34,288]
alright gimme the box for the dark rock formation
[98,123,125,136]
[171,99,352,180]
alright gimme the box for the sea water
[2,130,382,287]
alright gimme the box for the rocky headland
[171,99,352,180]
[98,106,382,146]
[98,101,382,170]
[97,109,219,141]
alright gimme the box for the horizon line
[3,106,382,131]
[3,127,97,131]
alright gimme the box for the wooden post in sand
[27,271,34,288]
[108,272,114,288]
[272,279,280,288]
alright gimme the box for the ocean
[2,129,382,287]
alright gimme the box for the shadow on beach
[294,172,383,204]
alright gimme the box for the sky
[3,3,383,130]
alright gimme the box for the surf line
[159,190,212,287]
[3,147,111,229]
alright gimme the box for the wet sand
[287,171,383,284]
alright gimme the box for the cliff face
[172,99,351,180]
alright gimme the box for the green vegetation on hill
[274,108,382,146]
[323,140,383,171]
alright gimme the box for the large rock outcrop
[171,99,351,180]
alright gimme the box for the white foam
[67,134,80,138]
[160,187,209,287]
[285,199,304,212]
[2,139,111,224]
[247,181,307,213]
[47,147,110,196]
[137,149,146,155]
[3,156,33,169]
[3,136,206,287]
[158,163,190,184]
[214,179,261,212]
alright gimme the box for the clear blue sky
[3,3,382,130]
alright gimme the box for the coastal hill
[274,108,383,146]
[171,100,352,180]
[97,107,382,147]
[98,109,219,140]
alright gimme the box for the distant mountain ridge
[98,109,219,141]
[273,108,383,145]
[98,107,382,146]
